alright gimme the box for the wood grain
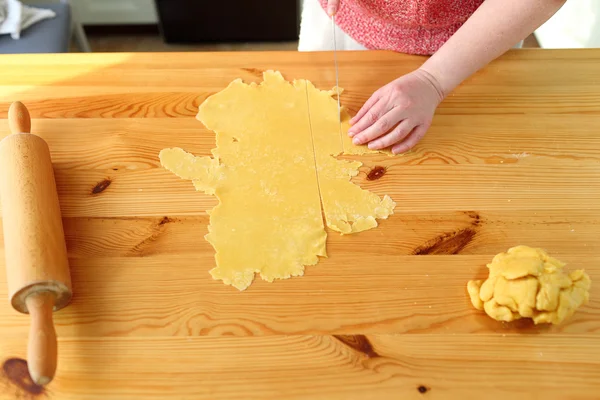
[1,336,599,400]
[0,254,598,338]
[0,50,600,118]
[19,165,599,217]
[1,211,598,259]
[0,115,596,217]
[1,115,600,170]
[1,161,599,217]
[0,50,599,398]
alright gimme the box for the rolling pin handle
[8,101,31,134]
[25,291,58,386]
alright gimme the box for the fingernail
[327,6,335,16]
[368,142,376,149]
[352,137,361,145]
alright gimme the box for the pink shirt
[319,0,485,55]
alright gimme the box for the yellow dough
[159,148,223,195]
[467,245,591,325]
[305,81,395,234]
[159,71,396,290]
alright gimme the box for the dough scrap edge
[158,147,223,195]
[207,249,322,291]
[304,79,398,234]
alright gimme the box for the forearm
[420,0,566,97]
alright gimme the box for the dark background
[154,0,300,43]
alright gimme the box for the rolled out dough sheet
[159,71,396,290]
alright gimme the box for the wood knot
[366,166,386,181]
[333,335,380,358]
[91,179,112,195]
[418,385,430,394]
[463,211,481,227]
[2,358,45,396]
[158,216,173,226]
[412,228,476,255]
[241,67,264,78]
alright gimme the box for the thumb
[327,0,339,16]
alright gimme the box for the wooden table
[0,50,599,399]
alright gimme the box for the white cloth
[0,0,56,40]
[298,0,366,51]
[536,0,600,48]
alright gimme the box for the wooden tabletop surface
[0,50,599,399]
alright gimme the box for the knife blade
[331,15,343,147]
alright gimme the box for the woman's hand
[348,69,445,154]
[327,0,339,16]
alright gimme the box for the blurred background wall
[16,0,600,52]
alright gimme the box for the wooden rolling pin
[0,102,72,386]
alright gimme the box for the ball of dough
[467,245,591,325]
